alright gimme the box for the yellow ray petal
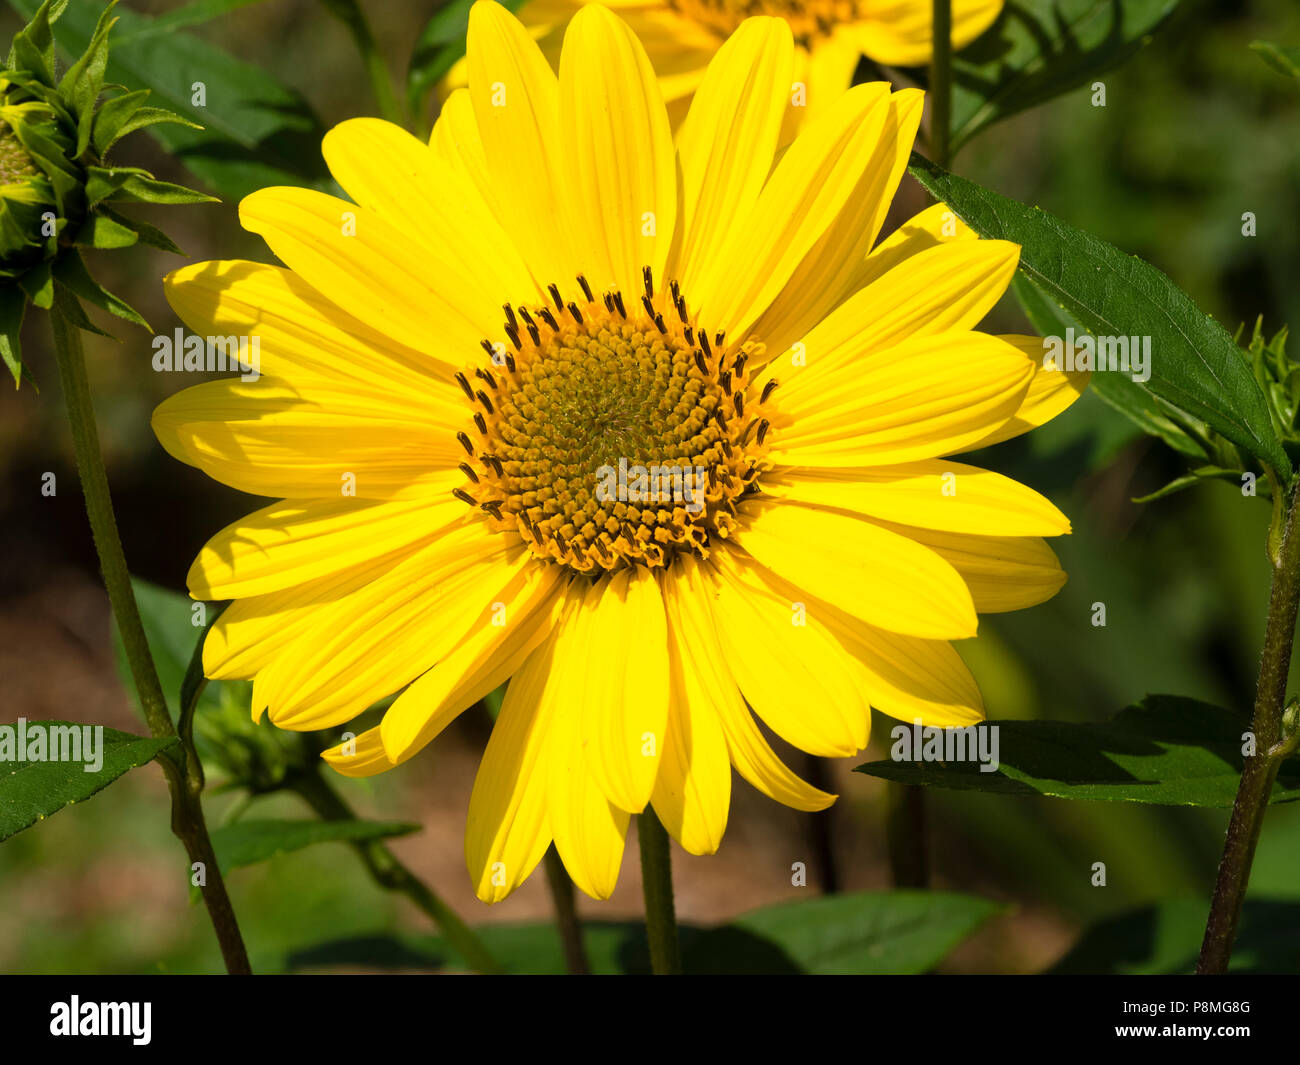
[966,334,1092,448]
[671,16,793,295]
[764,331,1034,467]
[876,520,1067,613]
[379,561,566,761]
[240,187,503,359]
[546,600,631,899]
[467,0,578,288]
[759,236,1019,388]
[851,0,1004,66]
[670,554,834,811]
[190,487,461,600]
[734,495,977,639]
[321,726,398,779]
[854,201,977,291]
[739,554,984,727]
[654,560,732,854]
[323,117,538,307]
[695,82,894,341]
[745,87,924,355]
[558,4,676,298]
[760,460,1070,537]
[704,550,871,755]
[466,632,559,903]
[151,378,463,500]
[575,566,670,813]
[429,88,493,197]
[163,259,458,390]
[261,531,533,730]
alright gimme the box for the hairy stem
[544,845,590,974]
[638,807,682,974]
[1198,481,1300,973]
[51,303,250,975]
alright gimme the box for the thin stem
[322,0,404,125]
[930,0,953,169]
[50,303,251,975]
[289,767,502,974]
[1198,480,1300,973]
[885,779,929,888]
[544,845,590,974]
[638,807,681,974]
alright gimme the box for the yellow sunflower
[448,0,1005,132]
[153,0,1084,904]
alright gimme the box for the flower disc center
[454,271,776,573]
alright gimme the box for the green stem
[50,303,251,975]
[930,0,953,169]
[638,807,681,974]
[322,0,404,125]
[1198,480,1300,973]
[544,845,590,974]
[289,767,502,974]
[885,778,929,888]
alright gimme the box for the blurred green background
[2,0,1299,973]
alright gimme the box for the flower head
[155,0,1084,903]
[449,0,1004,132]
[0,0,210,386]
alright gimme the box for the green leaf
[209,818,420,874]
[286,891,1000,973]
[856,695,1300,806]
[1130,466,1245,504]
[1011,274,1210,460]
[679,891,1003,974]
[1251,40,1300,80]
[0,284,27,386]
[406,0,525,121]
[912,154,1291,478]
[0,722,177,842]
[51,249,147,328]
[949,0,1181,151]
[1050,898,1300,974]
[9,0,332,201]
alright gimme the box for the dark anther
[693,350,708,374]
[473,412,487,434]
[653,312,666,334]
[641,293,656,319]
[526,321,541,345]
[475,389,494,415]
[480,339,496,360]
[505,353,517,373]
[504,323,522,350]
[504,304,517,329]
[713,408,729,431]
[452,487,476,506]
[715,330,726,349]
[604,292,615,313]
[548,283,563,309]
[700,331,712,358]
[454,371,474,400]
[761,379,779,402]
[458,462,480,483]
[675,295,688,323]
[475,367,498,390]
[567,301,584,325]
[685,327,695,345]
[481,500,504,519]
[719,370,732,395]
[577,274,594,302]
[642,265,654,300]
[756,419,770,445]
[456,431,475,456]
[519,306,535,328]
[484,454,504,477]
[733,352,748,378]
[733,392,745,417]
[613,291,627,319]
[539,306,560,331]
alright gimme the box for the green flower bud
[0,0,213,388]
